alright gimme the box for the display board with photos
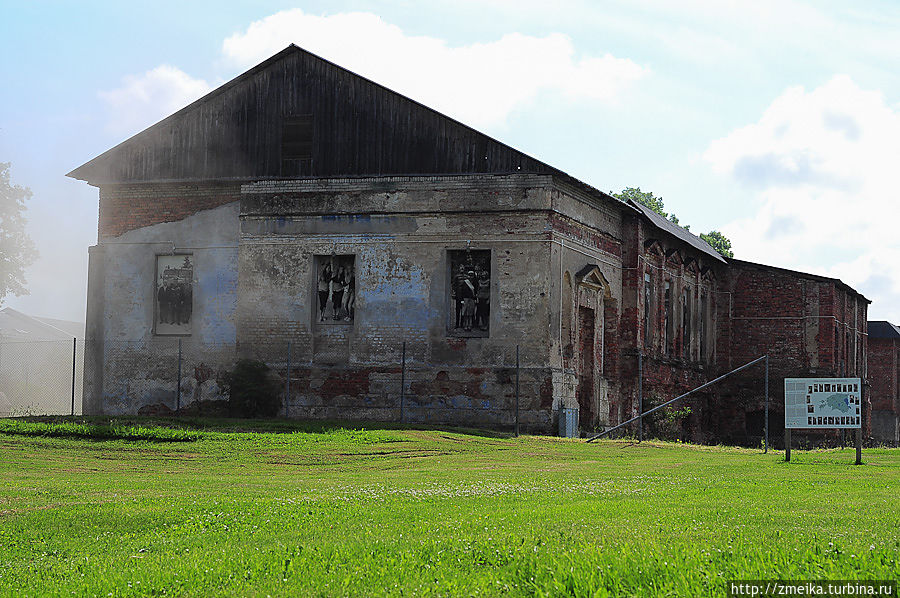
[155,254,193,335]
[784,377,862,429]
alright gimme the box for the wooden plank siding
[69,45,557,185]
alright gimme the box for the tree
[0,163,38,304]
[611,186,734,258]
[699,230,734,258]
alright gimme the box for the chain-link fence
[0,339,83,417]
[1,338,548,432]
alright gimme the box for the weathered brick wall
[615,214,727,438]
[286,364,554,431]
[716,262,868,443]
[84,197,240,414]
[85,172,874,442]
[868,337,899,442]
[547,185,625,430]
[99,182,242,239]
[236,174,565,431]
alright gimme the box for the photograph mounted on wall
[315,254,355,324]
[448,249,491,337]
[155,254,193,335]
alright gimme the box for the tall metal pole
[638,351,643,443]
[515,345,520,437]
[175,338,182,414]
[764,355,769,453]
[285,341,292,418]
[400,341,406,423]
[71,338,77,417]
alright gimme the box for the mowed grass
[0,418,898,597]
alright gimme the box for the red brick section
[868,337,899,415]
[549,213,622,258]
[717,262,868,442]
[98,182,242,239]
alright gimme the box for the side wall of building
[84,200,240,414]
[547,185,625,431]
[235,174,575,431]
[868,337,899,443]
[717,262,868,443]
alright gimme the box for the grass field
[0,418,898,596]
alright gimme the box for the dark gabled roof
[868,321,900,339]
[66,44,617,210]
[729,258,871,303]
[628,199,726,263]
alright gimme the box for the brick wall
[99,182,242,239]
[717,261,868,443]
[868,337,899,442]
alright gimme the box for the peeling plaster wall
[237,175,568,431]
[85,201,239,414]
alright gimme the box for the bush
[221,359,281,418]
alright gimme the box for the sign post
[784,377,862,464]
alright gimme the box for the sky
[2,0,899,324]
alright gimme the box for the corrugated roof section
[628,199,727,263]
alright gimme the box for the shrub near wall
[222,359,281,418]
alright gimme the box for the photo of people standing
[155,255,193,335]
[317,255,355,323]
[449,250,490,336]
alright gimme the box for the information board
[784,378,861,429]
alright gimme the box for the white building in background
[0,307,84,416]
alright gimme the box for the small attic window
[281,114,313,176]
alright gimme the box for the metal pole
[400,341,406,423]
[764,355,769,453]
[71,338,77,417]
[638,351,643,443]
[175,338,182,414]
[285,341,291,418]
[785,428,791,462]
[515,345,520,437]
[588,355,768,442]
[855,427,862,465]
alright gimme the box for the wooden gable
[68,45,558,185]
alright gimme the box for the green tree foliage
[699,230,734,258]
[0,163,38,303]
[222,359,281,418]
[611,186,734,258]
[611,187,666,216]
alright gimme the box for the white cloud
[705,76,900,321]
[98,66,214,137]
[221,9,646,128]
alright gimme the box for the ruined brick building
[69,45,873,443]
[867,321,900,443]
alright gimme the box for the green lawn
[0,418,897,596]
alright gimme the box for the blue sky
[2,0,899,323]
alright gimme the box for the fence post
[285,341,292,418]
[638,351,643,442]
[764,355,769,453]
[515,345,520,437]
[71,338,77,417]
[175,338,182,414]
[400,341,406,423]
